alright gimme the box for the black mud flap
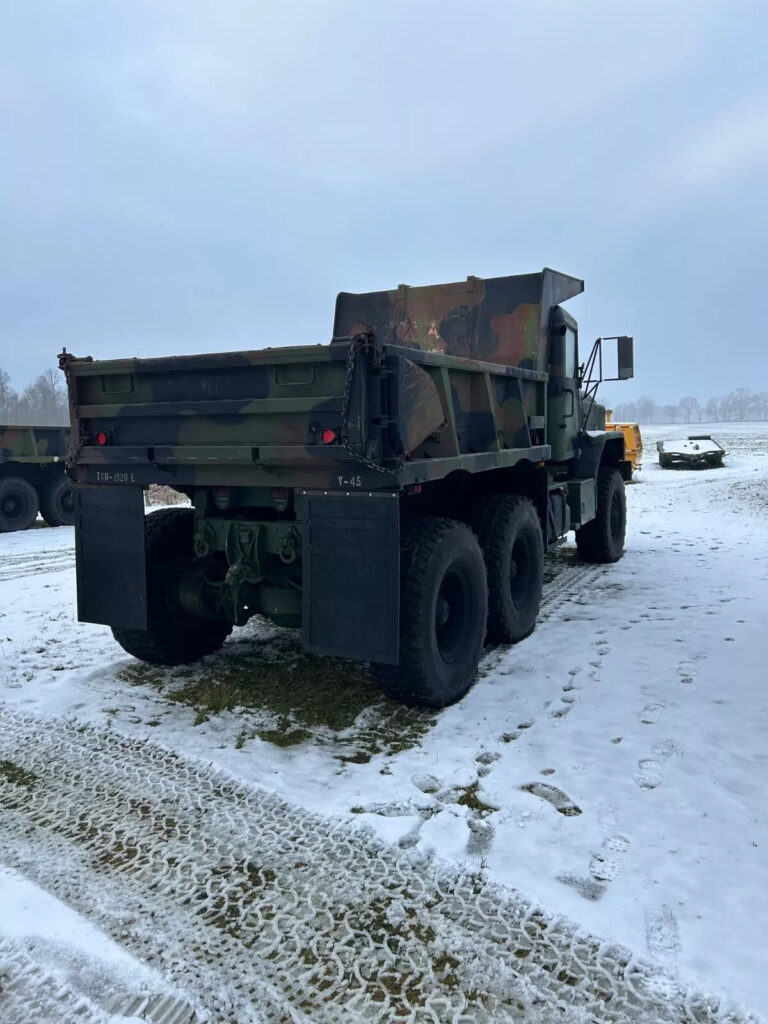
[302,492,399,665]
[74,485,147,630]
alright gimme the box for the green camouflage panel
[333,268,583,372]
[0,424,70,464]
[59,339,549,493]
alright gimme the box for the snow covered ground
[0,422,766,1023]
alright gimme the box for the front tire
[39,474,75,527]
[472,494,543,644]
[575,466,626,563]
[112,508,232,666]
[0,477,39,532]
[373,518,487,708]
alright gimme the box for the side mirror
[617,336,634,380]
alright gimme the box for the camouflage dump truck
[0,424,74,532]
[60,269,633,707]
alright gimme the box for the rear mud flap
[302,493,399,665]
[74,486,147,630]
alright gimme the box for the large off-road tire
[112,508,232,666]
[372,518,487,709]
[575,466,626,563]
[0,476,39,532]
[38,474,75,527]
[472,494,543,645]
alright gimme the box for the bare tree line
[2,362,766,430]
[0,366,69,425]
[607,388,768,425]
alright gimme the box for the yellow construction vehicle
[605,411,642,475]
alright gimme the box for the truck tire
[472,494,543,644]
[38,474,75,527]
[0,476,39,532]
[372,518,487,709]
[575,466,626,563]
[112,508,232,666]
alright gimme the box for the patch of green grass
[119,628,436,759]
[454,782,497,815]
[0,759,36,789]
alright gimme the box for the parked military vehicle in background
[0,425,74,532]
[60,269,634,707]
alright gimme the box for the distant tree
[704,397,720,422]
[0,368,18,421]
[730,387,752,421]
[661,404,680,423]
[17,368,68,425]
[678,396,699,423]
[755,393,768,420]
[637,396,656,424]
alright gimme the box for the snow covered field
[0,422,766,1023]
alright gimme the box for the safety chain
[57,349,88,474]
[340,335,404,478]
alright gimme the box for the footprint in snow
[638,703,665,724]
[560,815,631,902]
[634,741,682,789]
[520,782,581,817]
[645,905,681,964]
[635,760,663,790]
[589,834,631,882]
[412,773,441,794]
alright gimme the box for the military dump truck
[0,424,74,532]
[60,269,633,707]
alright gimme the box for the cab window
[564,328,577,378]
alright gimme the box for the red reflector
[96,431,108,446]
[212,486,231,509]
[321,429,337,444]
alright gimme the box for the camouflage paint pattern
[60,339,549,493]
[0,424,70,464]
[333,268,583,372]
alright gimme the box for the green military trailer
[60,269,633,707]
[0,424,75,532]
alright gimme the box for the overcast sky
[1,0,767,403]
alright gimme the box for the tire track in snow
[0,706,759,1024]
[539,560,603,616]
[0,939,110,1024]
[0,548,74,583]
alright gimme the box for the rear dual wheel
[39,475,75,527]
[373,518,488,709]
[112,508,232,666]
[472,494,543,645]
[373,496,544,709]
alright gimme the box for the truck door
[547,311,580,463]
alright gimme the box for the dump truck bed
[0,424,70,464]
[60,340,550,492]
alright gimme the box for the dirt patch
[0,759,37,789]
[119,625,437,761]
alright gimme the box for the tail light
[321,428,337,445]
[270,487,290,512]
[96,431,108,446]
[212,486,231,510]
